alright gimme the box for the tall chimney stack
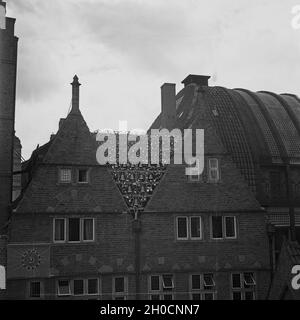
[161,83,176,130]
[0,0,18,296]
[70,75,81,114]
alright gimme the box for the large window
[190,274,216,300]
[208,158,220,183]
[176,216,202,240]
[211,216,237,239]
[149,274,174,300]
[57,278,100,297]
[231,273,256,300]
[113,277,128,300]
[53,218,95,243]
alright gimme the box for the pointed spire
[70,75,81,114]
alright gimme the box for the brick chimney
[182,74,210,87]
[161,83,176,130]
[0,0,18,297]
[70,75,81,114]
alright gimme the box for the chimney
[161,83,176,130]
[182,74,210,87]
[0,1,6,30]
[70,75,81,114]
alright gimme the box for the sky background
[6,0,300,159]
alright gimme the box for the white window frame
[211,216,237,240]
[148,274,175,300]
[53,218,67,243]
[176,216,189,240]
[208,158,220,183]
[59,168,72,184]
[176,216,202,240]
[68,218,81,243]
[231,272,256,300]
[187,159,202,182]
[113,276,128,300]
[57,279,71,297]
[224,216,237,239]
[82,218,95,243]
[53,218,95,243]
[189,274,216,300]
[189,216,202,240]
[87,278,100,296]
[73,279,85,296]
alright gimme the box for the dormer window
[59,169,72,183]
[208,158,220,183]
[78,169,89,183]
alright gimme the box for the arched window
[0,265,6,290]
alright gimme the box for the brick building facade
[1,1,300,300]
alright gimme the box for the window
[149,274,174,300]
[187,160,202,182]
[60,169,72,183]
[78,169,89,183]
[190,274,216,300]
[113,277,127,300]
[87,279,99,295]
[57,278,100,297]
[83,218,94,241]
[211,216,237,239]
[57,280,71,296]
[54,218,66,242]
[176,216,202,240]
[53,218,95,243]
[231,273,256,300]
[177,217,188,239]
[68,218,80,242]
[208,158,220,182]
[73,279,84,296]
[29,282,41,298]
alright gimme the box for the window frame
[176,216,189,240]
[112,276,128,300]
[189,273,216,300]
[77,168,89,184]
[73,279,85,296]
[224,216,237,239]
[87,278,100,296]
[207,158,220,183]
[189,216,202,240]
[231,272,256,300]
[53,217,95,244]
[148,274,175,300]
[28,281,43,299]
[210,215,237,240]
[59,168,72,184]
[176,216,202,241]
[82,218,95,243]
[53,218,67,243]
[57,279,71,297]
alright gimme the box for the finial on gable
[70,75,81,114]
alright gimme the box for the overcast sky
[6,0,300,159]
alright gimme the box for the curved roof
[169,83,300,192]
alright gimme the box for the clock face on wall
[21,249,42,271]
